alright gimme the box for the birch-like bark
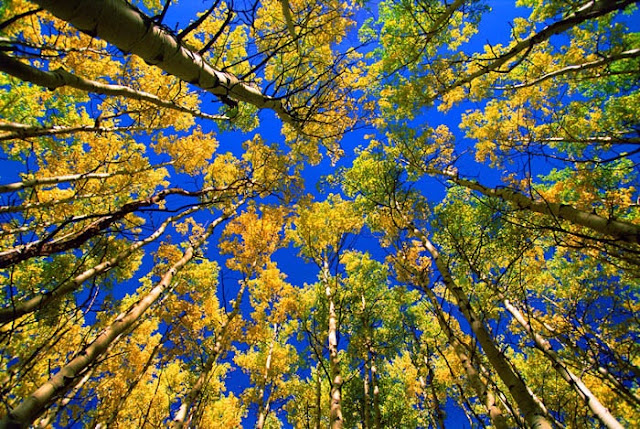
[0,122,142,142]
[433,0,639,99]
[0,53,229,122]
[435,169,640,245]
[542,318,640,408]
[256,324,279,429]
[0,205,236,429]
[314,362,322,429]
[503,298,624,429]
[423,356,446,429]
[0,205,200,324]
[0,162,170,194]
[102,326,170,428]
[370,353,381,429]
[495,48,640,91]
[0,121,146,142]
[416,279,509,429]
[322,258,343,429]
[363,357,371,429]
[30,0,298,125]
[0,193,90,214]
[0,184,231,268]
[35,366,94,428]
[361,295,371,429]
[399,212,552,429]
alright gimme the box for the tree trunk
[0,205,200,324]
[99,324,173,428]
[360,294,371,429]
[0,121,146,142]
[0,208,234,429]
[171,277,248,429]
[370,353,381,429]
[36,366,94,428]
[403,217,552,429]
[0,53,229,123]
[0,161,170,194]
[503,298,624,429]
[323,258,343,429]
[31,0,298,125]
[431,0,639,100]
[422,355,446,429]
[421,284,508,429]
[363,358,371,429]
[256,324,279,429]
[314,362,322,429]
[0,185,225,268]
[438,170,640,245]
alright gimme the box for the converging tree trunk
[31,0,299,125]
[400,212,553,429]
[323,258,344,429]
[0,206,237,429]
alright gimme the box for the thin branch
[495,49,640,90]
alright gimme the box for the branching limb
[0,52,231,122]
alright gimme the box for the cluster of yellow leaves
[154,127,218,175]
[288,194,364,262]
[149,256,225,354]
[1,0,43,41]
[220,205,286,273]
[243,135,296,195]
[388,240,431,284]
[174,217,206,239]
[385,351,421,401]
[206,136,297,197]
[199,393,246,429]
[206,152,243,189]
[247,263,300,325]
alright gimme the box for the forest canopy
[0,0,639,428]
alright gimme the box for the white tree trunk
[0,207,236,429]
[32,0,298,124]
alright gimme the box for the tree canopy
[0,0,639,427]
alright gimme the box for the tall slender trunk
[418,281,509,429]
[360,294,371,429]
[35,366,94,428]
[0,206,236,429]
[0,205,200,324]
[436,169,640,245]
[503,298,624,429]
[0,54,229,123]
[314,362,322,429]
[0,161,171,194]
[362,356,371,429]
[256,324,279,429]
[0,185,227,268]
[0,122,147,142]
[370,351,381,429]
[541,319,640,407]
[421,355,446,429]
[323,258,343,429]
[102,325,172,428]
[398,212,552,429]
[429,0,640,100]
